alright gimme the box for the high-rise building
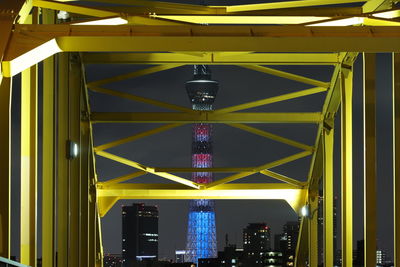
[122,203,158,267]
[104,254,123,267]
[243,223,272,266]
[185,65,218,263]
[317,195,338,265]
[279,221,299,266]
[376,249,387,265]
[175,250,186,263]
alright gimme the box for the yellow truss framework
[0,0,399,267]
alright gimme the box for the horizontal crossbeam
[82,52,341,65]
[3,25,400,76]
[96,183,307,215]
[90,112,323,124]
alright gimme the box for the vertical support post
[341,66,353,267]
[393,53,400,267]
[20,63,38,267]
[57,53,69,267]
[363,53,377,267]
[0,76,12,258]
[42,9,56,267]
[308,193,318,267]
[294,217,309,267]
[69,54,82,267]
[323,126,334,267]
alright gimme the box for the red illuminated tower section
[185,65,218,263]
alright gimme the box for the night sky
[6,1,396,261]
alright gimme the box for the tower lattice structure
[185,65,218,263]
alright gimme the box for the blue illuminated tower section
[185,65,218,263]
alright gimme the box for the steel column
[308,193,318,267]
[20,63,38,267]
[57,53,69,267]
[363,53,377,267]
[323,127,334,266]
[393,52,400,267]
[341,66,353,267]
[0,77,12,258]
[42,9,56,267]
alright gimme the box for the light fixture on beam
[300,204,311,218]
[67,140,79,159]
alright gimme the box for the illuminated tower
[185,65,218,263]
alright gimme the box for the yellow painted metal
[294,217,308,267]
[96,151,200,189]
[87,64,184,87]
[206,151,312,188]
[363,0,393,13]
[227,123,314,152]
[394,52,400,267]
[95,212,104,267]
[363,53,377,267]
[96,183,307,215]
[95,124,182,152]
[373,9,400,19]
[308,193,318,267]
[226,0,365,12]
[90,86,193,113]
[259,170,305,187]
[214,87,327,114]
[17,0,34,24]
[3,25,400,76]
[82,52,341,65]
[90,112,323,124]
[69,53,82,267]
[309,16,400,26]
[323,127,334,267]
[41,19,56,267]
[20,63,38,267]
[241,65,330,88]
[33,0,118,17]
[100,171,147,186]
[57,53,69,267]
[341,66,354,267]
[153,15,331,25]
[97,197,119,217]
[0,77,11,258]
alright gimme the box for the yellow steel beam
[100,171,147,186]
[97,197,119,217]
[20,63,38,266]
[57,53,69,267]
[82,52,341,65]
[95,123,182,152]
[96,183,307,215]
[152,15,331,25]
[308,192,318,267]
[373,9,400,19]
[90,112,323,124]
[363,53,377,267]
[241,65,330,88]
[295,217,309,267]
[226,0,365,12]
[323,127,334,267]
[363,0,393,13]
[33,0,118,17]
[227,123,313,152]
[87,64,184,87]
[206,151,312,188]
[214,87,327,114]
[0,77,12,258]
[96,151,200,189]
[309,16,400,26]
[3,25,400,77]
[41,10,56,267]
[259,170,305,187]
[341,66,354,267]
[393,52,400,267]
[89,86,193,113]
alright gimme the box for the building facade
[243,223,272,266]
[122,203,159,267]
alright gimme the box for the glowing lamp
[67,140,79,159]
[300,204,311,218]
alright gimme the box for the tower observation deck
[185,65,219,263]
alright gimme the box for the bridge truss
[0,0,400,266]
